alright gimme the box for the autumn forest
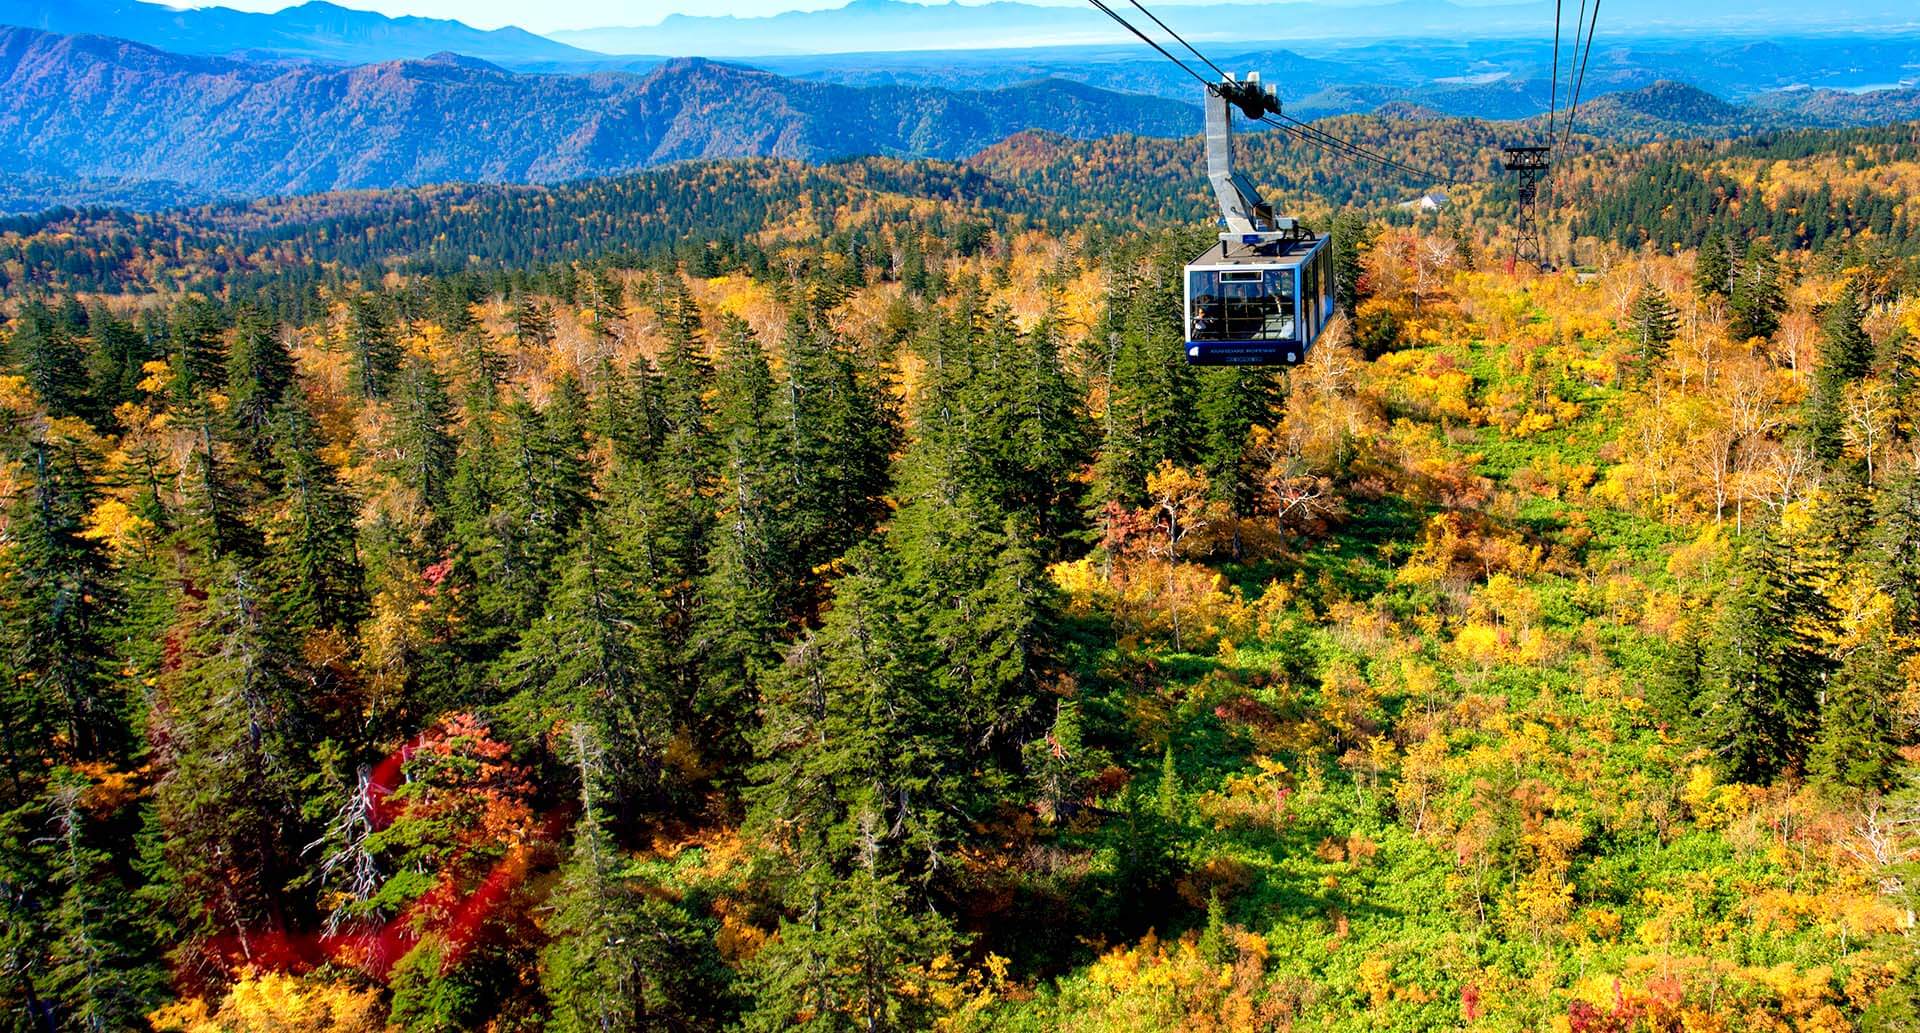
[3,119,1920,1032]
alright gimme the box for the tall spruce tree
[84,305,150,428]
[538,725,723,1031]
[1728,242,1785,341]
[777,309,895,594]
[748,544,961,895]
[10,302,91,421]
[1809,632,1900,790]
[39,772,164,1032]
[150,553,308,963]
[1094,259,1199,508]
[465,386,593,647]
[694,317,790,770]
[1196,365,1281,554]
[635,299,718,732]
[937,303,1088,556]
[1701,533,1833,780]
[1875,470,1920,637]
[226,306,294,444]
[540,807,649,1033]
[499,519,670,807]
[1807,280,1876,463]
[262,400,365,635]
[344,294,402,401]
[1695,230,1733,299]
[1331,211,1375,318]
[167,297,227,397]
[1,436,125,762]
[1627,282,1679,375]
[385,356,460,520]
[746,557,964,1028]
[513,298,558,351]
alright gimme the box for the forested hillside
[0,28,1197,208]
[0,116,1493,297]
[3,120,1920,1033]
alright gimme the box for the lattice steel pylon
[1502,145,1551,269]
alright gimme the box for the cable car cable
[1137,0,1442,181]
[1561,0,1587,142]
[1086,0,1216,90]
[1110,0,1445,182]
[1261,114,1433,182]
[1086,0,1446,183]
[1546,0,1563,147]
[1562,0,1602,141]
[1122,0,1228,82]
[1262,112,1441,182]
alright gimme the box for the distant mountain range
[552,0,1920,58]
[0,0,602,65]
[3,0,1919,69]
[1526,80,1920,136]
[0,16,1914,216]
[752,34,1920,117]
[0,26,1197,208]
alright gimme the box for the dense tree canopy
[3,122,1920,1033]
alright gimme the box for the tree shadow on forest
[1219,494,1423,608]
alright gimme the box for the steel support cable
[1123,0,1229,81]
[1263,113,1441,182]
[1259,115,1404,176]
[1135,0,1446,181]
[1253,117,1413,181]
[1562,0,1602,141]
[1086,0,1446,183]
[1086,0,1215,90]
[1271,112,1437,180]
[1547,0,1563,147]
[1562,0,1588,141]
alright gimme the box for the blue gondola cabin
[1184,233,1336,366]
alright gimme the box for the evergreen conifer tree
[1809,633,1899,790]
[1095,263,1198,508]
[1196,366,1281,552]
[345,294,401,400]
[226,306,294,443]
[167,298,227,397]
[1695,230,1733,299]
[1728,242,1785,341]
[777,310,895,591]
[40,772,164,1032]
[1,436,125,761]
[10,301,91,421]
[1874,470,1920,637]
[513,298,557,351]
[84,305,149,427]
[386,356,459,521]
[1331,211,1374,318]
[150,555,307,962]
[694,317,789,769]
[1701,533,1833,779]
[1627,282,1679,374]
[262,400,365,634]
[1808,280,1876,462]
[500,519,670,805]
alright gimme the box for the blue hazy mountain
[552,0,1920,58]
[0,0,603,65]
[0,26,1199,206]
[739,34,1920,119]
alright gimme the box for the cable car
[1185,231,1333,366]
[1183,72,1337,366]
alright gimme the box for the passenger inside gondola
[1189,268,1296,342]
